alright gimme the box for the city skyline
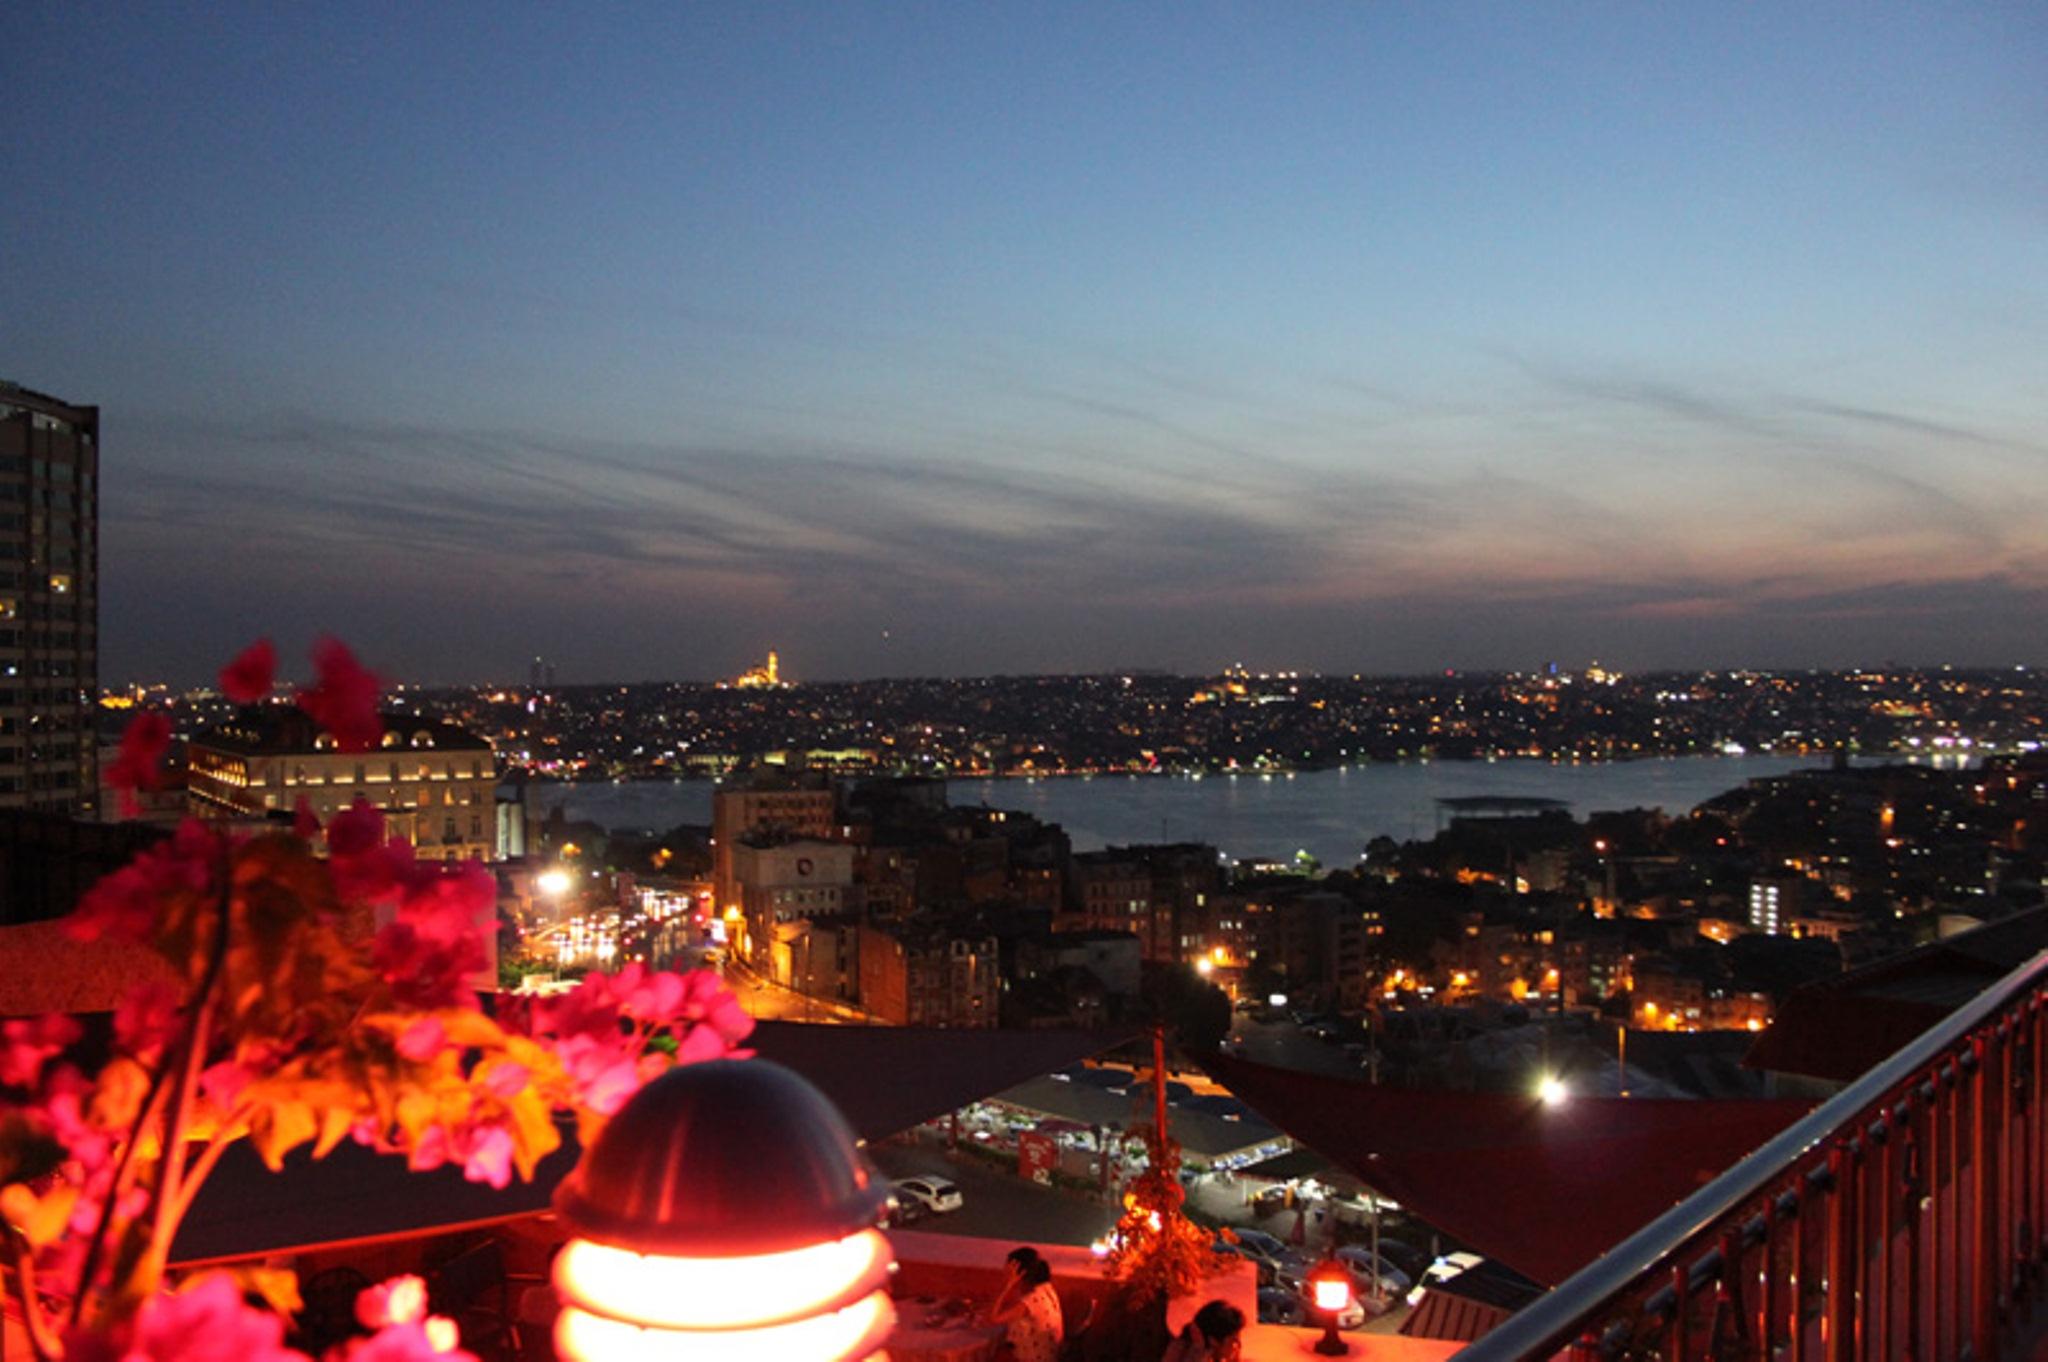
[6,4,2046,685]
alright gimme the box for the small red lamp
[1307,1255,1353,1356]
[551,1059,897,1362]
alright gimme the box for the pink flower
[37,1064,114,1172]
[0,1014,81,1088]
[219,639,277,705]
[329,802,416,904]
[200,1060,254,1112]
[92,1271,310,1362]
[481,1061,530,1099]
[105,712,172,817]
[355,1276,428,1330]
[336,1320,474,1362]
[327,800,385,857]
[406,1125,450,1174]
[550,1035,641,1116]
[69,819,221,943]
[113,982,182,1061]
[370,862,493,1008]
[395,1017,445,1063]
[459,1124,515,1189]
[619,965,685,1024]
[680,968,755,1047]
[296,638,385,753]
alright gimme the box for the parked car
[1371,1237,1431,1279]
[892,1176,964,1214]
[1334,1245,1412,1293]
[1232,1228,1300,1272]
[1406,1252,1486,1307]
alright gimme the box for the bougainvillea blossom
[296,637,384,752]
[2,637,754,1362]
[218,639,277,706]
[104,712,173,817]
[0,1014,82,1089]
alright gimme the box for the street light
[1307,1255,1353,1356]
[537,868,572,898]
[1537,1074,1568,1107]
[552,1059,896,1362]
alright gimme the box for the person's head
[1193,1301,1245,1343]
[1006,1246,1051,1286]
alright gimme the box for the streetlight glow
[1538,1075,1568,1107]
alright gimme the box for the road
[871,1138,1119,1247]
[1225,1011,1367,1078]
[720,956,883,1024]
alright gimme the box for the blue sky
[6,2,2045,683]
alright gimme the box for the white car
[1406,1252,1486,1307]
[892,1176,964,1214]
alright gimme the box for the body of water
[528,755,1845,866]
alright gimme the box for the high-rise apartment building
[0,383,97,814]
[710,768,838,912]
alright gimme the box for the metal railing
[1457,948,2048,1362]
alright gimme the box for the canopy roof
[1201,1053,1812,1286]
[988,1074,1279,1158]
[173,1022,1134,1264]
[1746,908,2048,1083]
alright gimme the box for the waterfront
[528,755,1865,867]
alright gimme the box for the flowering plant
[0,641,753,1362]
[1096,1122,1232,1301]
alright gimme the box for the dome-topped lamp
[1308,1254,1354,1356]
[552,1059,897,1362]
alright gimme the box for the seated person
[988,1246,1063,1362]
[1161,1300,1246,1362]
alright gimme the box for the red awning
[1034,1117,1092,1135]
[1202,1054,1813,1287]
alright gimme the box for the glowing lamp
[552,1059,896,1362]
[1538,1075,1568,1107]
[537,869,572,897]
[1307,1256,1353,1356]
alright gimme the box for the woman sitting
[988,1246,1064,1362]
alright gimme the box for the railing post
[1904,1101,1922,1362]
[1951,1061,1965,1362]
[1793,1181,1809,1362]
[1710,1231,1749,1362]
[2031,995,2048,1269]
[2005,1020,2024,1310]
[1761,1193,1779,1361]
[1826,1144,1854,1362]
[1671,1261,1690,1362]
[2032,997,2046,1282]
[1973,1033,1998,1361]
[1876,1117,1893,1362]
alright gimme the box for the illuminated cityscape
[7,6,2048,1360]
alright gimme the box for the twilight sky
[6,3,2046,684]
